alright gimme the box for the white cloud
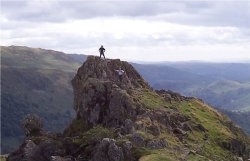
[1,1,250,62]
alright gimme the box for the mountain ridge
[1,45,250,155]
[7,56,250,161]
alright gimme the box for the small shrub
[63,118,88,137]
[81,126,114,145]
[21,114,43,137]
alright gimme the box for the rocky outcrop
[7,139,64,161]
[155,89,192,102]
[7,56,250,161]
[92,138,124,161]
[220,139,250,158]
[72,56,150,129]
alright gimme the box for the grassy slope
[133,63,250,135]
[1,46,81,71]
[134,90,249,161]
[0,46,85,153]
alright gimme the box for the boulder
[173,128,187,135]
[92,138,124,161]
[122,141,133,160]
[122,119,134,134]
[147,124,161,136]
[131,133,145,147]
[51,156,72,161]
[146,139,167,149]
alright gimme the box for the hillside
[1,46,250,154]
[134,63,250,112]
[132,63,212,92]
[184,80,250,111]
[7,56,250,161]
[166,62,250,112]
[167,62,250,82]
[133,63,250,135]
[1,46,86,153]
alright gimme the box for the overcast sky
[1,0,250,62]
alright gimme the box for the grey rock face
[122,119,134,134]
[181,122,192,132]
[7,139,62,161]
[147,124,161,136]
[92,138,124,161]
[220,139,248,157]
[51,156,72,161]
[146,139,167,149]
[122,141,133,160]
[131,133,145,147]
[71,56,148,129]
[173,128,187,135]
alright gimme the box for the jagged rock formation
[7,56,250,161]
[71,56,150,128]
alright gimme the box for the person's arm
[104,48,105,52]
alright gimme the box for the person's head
[101,45,103,47]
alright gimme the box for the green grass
[139,153,173,161]
[132,147,152,160]
[187,154,211,161]
[176,99,245,160]
[0,155,7,161]
[1,46,81,72]
[72,126,114,145]
[180,100,233,142]
[134,89,170,109]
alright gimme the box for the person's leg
[100,53,101,58]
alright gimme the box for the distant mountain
[132,63,212,92]
[1,46,86,153]
[134,63,250,112]
[167,62,250,83]
[67,53,87,63]
[184,80,250,111]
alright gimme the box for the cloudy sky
[1,0,250,62]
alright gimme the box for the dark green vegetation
[1,46,86,153]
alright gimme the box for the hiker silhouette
[99,45,106,59]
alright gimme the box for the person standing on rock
[99,45,106,59]
[115,67,125,82]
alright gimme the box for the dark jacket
[99,47,105,54]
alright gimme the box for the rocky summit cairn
[7,56,250,161]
